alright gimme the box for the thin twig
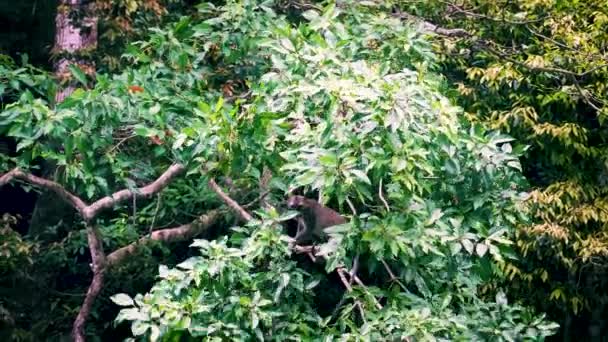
[381,259,408,291]
[208,178,253,221]
[526,26,574,51]
[345,197,357,216]
[242,189,271,209]
[106,134,135,154]
[132,196,137,228]
[337,267,366,322]
[332,255,361,319]
[379,178,390,212]
[570,75,602,111]
[440,0,547,25]
[149,194,162,234]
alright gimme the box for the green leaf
[149,103,161,115]
[450,242,462,255]
[350,169,371,184]
[461,239,474,254]
[476,243,489,257]
[302,10,320,21]
[444,158,460,175]
[111,293,135,307]
[150,325,160,342]
[68,64,88,86]
[131,321,150,336]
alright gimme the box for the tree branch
[393,9,608,79]
[83,164,185,220]
[0,168,88,215]
[106,211,220,267]
[394,10,469,37]
[336,267,366,322]
[72,225,106,342]
[381,259,408,291]
[439,0,547,25]
[1,163,187,342]
[207,178,253,221]
[0,164,186,222]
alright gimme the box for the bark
[207,179,253,221]
[106,211,220,267]
[71,225,106,342]
[29,0,98,237]
[53,0,98,103]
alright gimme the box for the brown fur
[287,195,346,243]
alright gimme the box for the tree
[395,0,608,338]
[0,0,558,340]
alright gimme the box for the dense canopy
[1,0,607,340]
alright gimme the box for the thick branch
[0,164,186,222]
[106,211,219,267]
[72,225,106,342]
[83,164,185,220]
[0,168,88,215]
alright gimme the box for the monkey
[286,195,347,244]
[287,195,364,319]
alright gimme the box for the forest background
[1,0,607,341]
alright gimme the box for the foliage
[396,0,608,336]
[93,0,191,71]
[0,214,38,276]
[0,0,560,340]
[108,1,556,340]
[0,55,56,107]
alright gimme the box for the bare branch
[345,197,357,216]
[440,1,547,25]
[526,27,574,51]
[106,210,219,267]
[337,267,366,322]
[1,164,186,222]
[0,168,88,214]
[208,178,253,221]
[83,164,185,220]
[258,166,273,209]
[379,178,390,212]
[570,76,602,111]
[381,259,408,291]
[332,255,361,318]
[72,225,106,342]
[149,194,162,234]
[242,190,272,209]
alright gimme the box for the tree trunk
[28,0,97,237]
[53,0,97,102]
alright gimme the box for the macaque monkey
[286,195,346,243]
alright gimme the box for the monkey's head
[286,195,306,209]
